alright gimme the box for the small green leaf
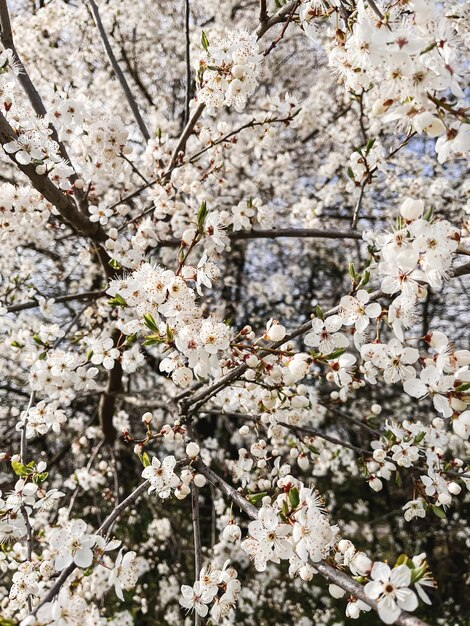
[108,294,127,307]
[201,31,210,52]
[323,347,346,360]
[108,258,121,270]
[143,313,160,334]
[349,262,357,280]
[11,461,30,477]
[247,492,267,505]
[314,305,324,320]
[430,504,446,519]
[365,137,376,155]
[33,471,49,484]
[197,200,209,230]
[140,452,151,468]
[288,487,300,509]
[395,554,410,567]
[414,431,426,444]
[306,444,320,455]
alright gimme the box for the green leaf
[323,347,346,360]
[423,207,433,222]
[314,305,324,320]
[306,444,320,455]
[140,452,151,468]
[430,504,446,519]
[365,137,376,155]
[414,431,426,444]
[288,487,300,509]
[197,200,209,230]
[359,270,370,287]
[108,294,127,307]
[201,31,210,52]
[247,492,267,505]
[143,336,162,346]
[11,461,31,477]
[395,554,411,567]
[143,313,159,334]
[165,324,174,342]
[33,471,49,484]
[108,258,121,270]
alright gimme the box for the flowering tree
[0,0,469,624]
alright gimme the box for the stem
[86,0,150,142]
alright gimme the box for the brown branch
[191,482,204,626]
[5,289,105,313]
[0,111,106,240]
[195,459,431,626]
[259,0,268,23]
[98,329,124,445]
[263,0,300,56]
[86,0,150,142]
[0,0,88,210]
[184,0,192,126]
[256,0,300,38]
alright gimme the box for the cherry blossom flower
[109,549,139,600]
[179,581,213,617]
[304,315,349,354]
[364,562,418,624]
[49,519,98,570]
[142,455,180,498]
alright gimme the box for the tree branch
[86,0,150,142]
[195,459,430,626]
[5,289,105,313]
[0,111,106,240]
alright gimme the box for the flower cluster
[195,30,263,111]
[107,261,230,386]
[179,562,241,622]
[327,0,469,163]
[241,479,337,576]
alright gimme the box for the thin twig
[184,0,191,126]
[191,482,203,626]
[86,0,150,142]
[5,289,105,314]
[195,459,431,626]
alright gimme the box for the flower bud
[400,197,424,221]
[448,482,461,495]
[182,228,197,245]
[193,473,207,488]
[186,442,200,458]
[369,477,383,492]
[222,523,241,542]
[372,449,386,463]
[299,564,315,581]
[266,322,286,342]
[329,583,346,599]
[142,412,153,424]
[245,354,259,368]
[437,492,452,506]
